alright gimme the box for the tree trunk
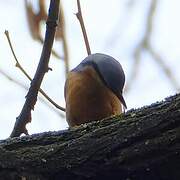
[0,94,180,180]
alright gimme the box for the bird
[64,53,126,127]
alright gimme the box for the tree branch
[148,44,179,90]
[4,31,32,81]
[5,31,65,112]
[0,68,65,118]
[0,93,180,179]
[25,0,63,60]
[10,0,61,138]
[59,4,70,76]
[125,0,156,92]
[76,0,91,55]
[125,0,179,92]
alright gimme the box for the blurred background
[0,0,180,139]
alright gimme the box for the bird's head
[72,53,127,109]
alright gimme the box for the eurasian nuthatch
[64,53,126,127]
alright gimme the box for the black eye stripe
[87,61,123,103]
[81,60,108,87]
[71,53,127,108]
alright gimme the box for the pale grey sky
[0,0,179,139]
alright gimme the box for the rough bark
[0,94,180,180]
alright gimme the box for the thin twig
[39,37,63,59]
[5,31,31,81]
[10,0,61,137]
[59,4,69,76]
[125,0,156,93]
[4,30,65,112]
[0,69,65,118]
[125,0,179,92]
[25,0,63,60]
[76,0,91,55]
[148,44,180,91]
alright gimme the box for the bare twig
[76,0,91,55]
[0,68,17,82]
[148,44,180,90]
[39,38,63,59]
[62,31,69,76]
[0,69,65,118]
[25,0,63,60]
[4,30,65,112]
[5,31,32,81]
[10,0,61,137]
[59,4,69,76]
[125,0,179,92]
[125,0,155,93]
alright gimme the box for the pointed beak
[118,93,127,109]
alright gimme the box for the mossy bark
[0,94,180,180]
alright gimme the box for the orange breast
[65,66,122,127]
